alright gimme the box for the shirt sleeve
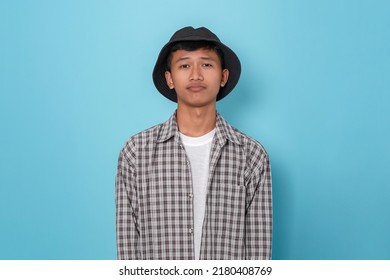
[115,142,139,259]
[245,152,272,259]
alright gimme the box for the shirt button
[188,193,193,199]
[188,228,193,234]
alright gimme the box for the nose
[190,64,203,81]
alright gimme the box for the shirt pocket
[207,184,246,232]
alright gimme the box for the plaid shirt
[116,112,272,260]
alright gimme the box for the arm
[245,152,272,259]
[115,143,139,259]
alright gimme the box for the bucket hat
[152,26,241,102]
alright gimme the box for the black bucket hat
[152,26,241,102]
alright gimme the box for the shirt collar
[157,111,242,146]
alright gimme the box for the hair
[165,41,225,71]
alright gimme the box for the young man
[116,26,272,260]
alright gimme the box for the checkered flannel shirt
[116,112,272,259]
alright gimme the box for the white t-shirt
[179,128,215,260]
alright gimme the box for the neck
[176,104,217,137]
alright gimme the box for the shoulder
[122,122,164,151]
[220,114,268,157]
[128,123,162,146]
[118,119,168,163]
[234,127,271,183]
[238,127,269,159]
[224,119,270,170]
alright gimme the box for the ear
[220,69,229,87]
[165,71,174,89]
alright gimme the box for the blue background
[1,0,389,260]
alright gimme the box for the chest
[136,140,246,201]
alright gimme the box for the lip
[186,84,206,92]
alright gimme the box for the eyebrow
[174,56,217,64]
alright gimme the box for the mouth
[186,84,206,92]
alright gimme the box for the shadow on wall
[271,156,295,260]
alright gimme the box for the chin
[191,98,217,107]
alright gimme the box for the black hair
[165,41,225,71]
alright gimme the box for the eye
[202,63,213,68]
[179,64,190,69]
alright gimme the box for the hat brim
[152,37,241,102]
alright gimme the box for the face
[165,48,229,108]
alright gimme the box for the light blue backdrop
[1,0,389,259]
